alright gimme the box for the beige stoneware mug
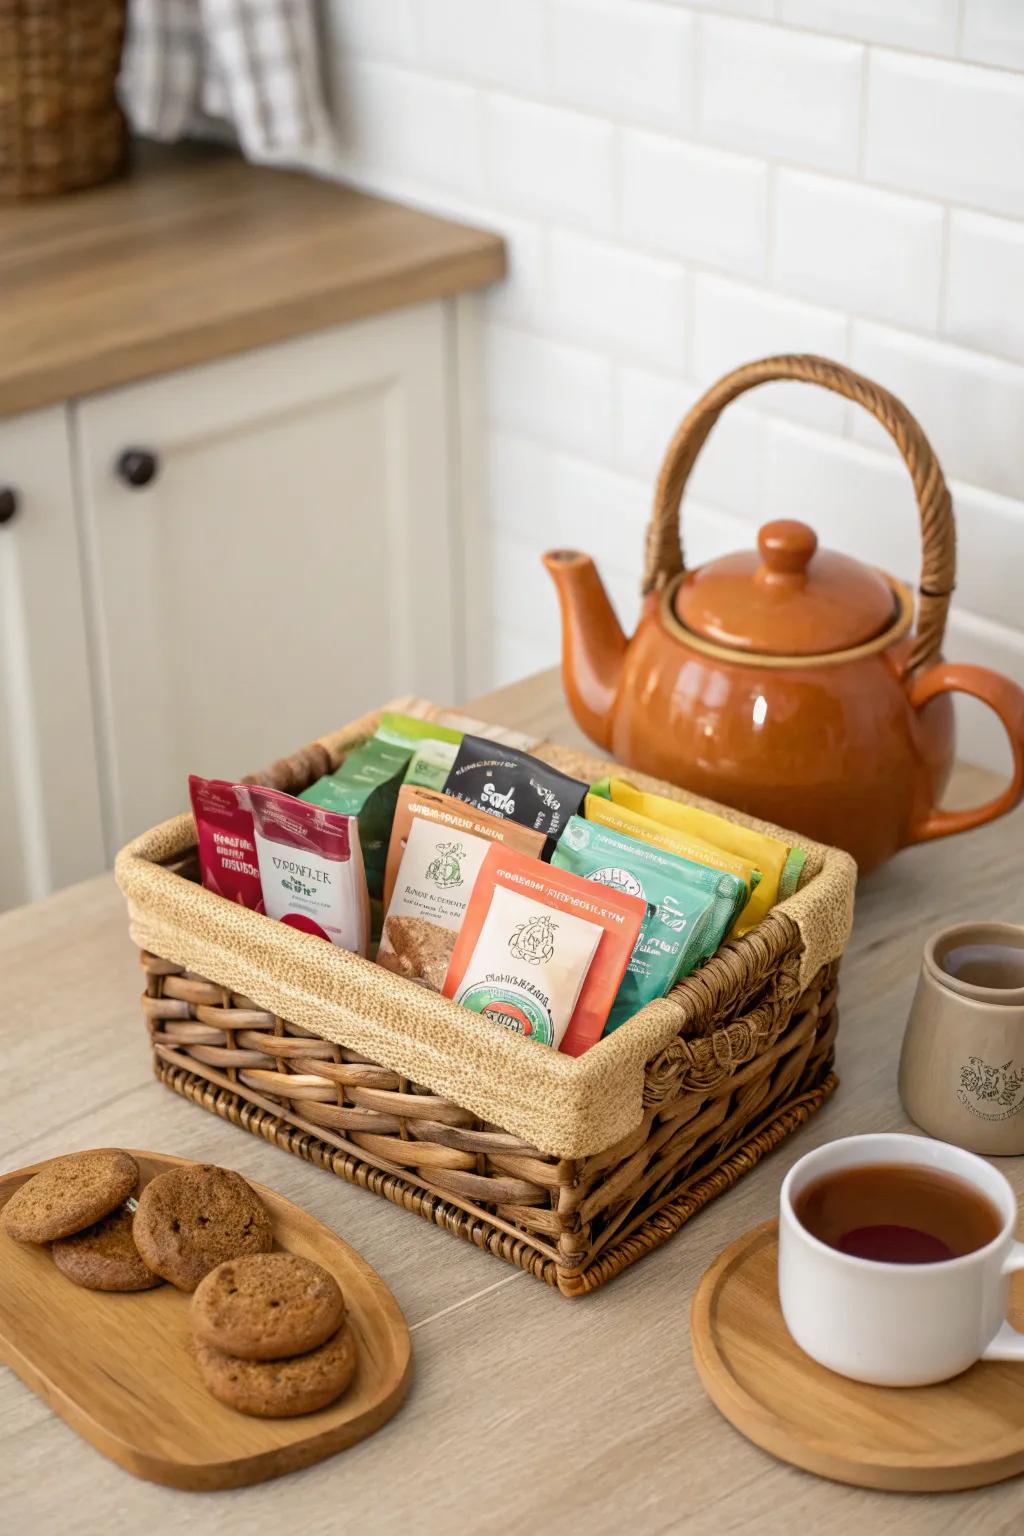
[899,922,1024,1155]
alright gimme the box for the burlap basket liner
[116,702,855,1162]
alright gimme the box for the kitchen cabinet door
[0,407,106,907]
[73,304,459,854]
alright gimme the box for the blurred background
[1,0,1022,908]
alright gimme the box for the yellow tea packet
[588,777,805,936]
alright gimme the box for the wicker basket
[116,704,856,1297]
[0,0,127,198]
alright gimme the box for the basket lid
[672,519,896,657]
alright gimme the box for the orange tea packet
[383,785,546,908]
[443,844,645,1056]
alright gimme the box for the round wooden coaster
[691,1219,1024,1493]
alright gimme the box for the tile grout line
[340,63,1024,222]
[346,10,1024,85]
[320,144,1024,374]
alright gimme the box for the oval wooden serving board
[691,1219,1024,1493]
[0,1150,412,1490]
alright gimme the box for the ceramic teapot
[544,355,1024,874]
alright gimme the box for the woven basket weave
[117,703,856,1296]
[0,0,127,198]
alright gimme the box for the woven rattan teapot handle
[641,355,955,670]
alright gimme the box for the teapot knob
[757,520,818,585]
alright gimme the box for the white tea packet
[449,885,602,1047]
[378,816,491,980]
[249,786,369,955]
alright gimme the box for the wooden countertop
[0,141,505,418]
[3,668,1023,1532]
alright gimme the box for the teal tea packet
[551,816,749,1033]
[300,737,411,900]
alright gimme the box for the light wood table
[3,669,1022,1534]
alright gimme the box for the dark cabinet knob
[116,448,159,488]
[0,486,18,524]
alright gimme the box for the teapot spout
[543,549,627,752]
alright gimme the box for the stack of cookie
[0,1152,276,1295]
[190,1253,357,1417]
[2,1149,358,1419]
[1,1149,161,1291]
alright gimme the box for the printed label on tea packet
[442,735,588,846]
[378,816,492,956]
[451,884,603,1049]
[456,977,557,1044]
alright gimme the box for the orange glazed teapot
[544,356,1024,874]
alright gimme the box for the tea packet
[374,711,463,752]
[383,784,547,908]
[589,776,805,934]
[249,786,369,955]
[443,735,588,856]
[189,775,264,912]
[374,711,463,792]
[553,817,747,1033]
[583,791,759,937]
[405,739,459,791]
[299,737,411,902]
[447,886,602,1048]
[444,843,646,1055]
[378,816,494,979]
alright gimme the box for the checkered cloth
[120,0,332,162]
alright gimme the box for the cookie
[1,1150,139,1243]
[133,1164,273,1291]
[191,1253,346,1360]
[52,1202,162,1292]
[195,1324,357,1417]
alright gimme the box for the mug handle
[906,662,1024,845]
[982,1242,1024,1363]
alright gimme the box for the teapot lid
[672,519,897,657]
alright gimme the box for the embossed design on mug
[958,1056,1024,1122]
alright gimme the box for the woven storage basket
[0,0,127,198]
[116,702,856,1297]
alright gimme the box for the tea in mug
[940,940,1024,991]
[794,1162,1003,1264]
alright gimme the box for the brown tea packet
[383,785,546,908]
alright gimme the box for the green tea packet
[374,711,463,792]
[403,738,460,791]
[300,737,411,901]
[552,816,749,1034]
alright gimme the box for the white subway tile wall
[323,0,1024,772]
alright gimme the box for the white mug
[778,1133,1024,1386]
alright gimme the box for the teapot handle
[642,355,955,671]
[905,663,1024,845]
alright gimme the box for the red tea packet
[248,786,369,955]
[443,843,645,1056]
[189,775,264,912]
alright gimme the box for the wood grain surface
[0,1150,411,1490]
[2,668,1024,1533]
[692,1220,1024,1493]
[0,141,505,418]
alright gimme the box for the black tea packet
[442,735,588,856]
